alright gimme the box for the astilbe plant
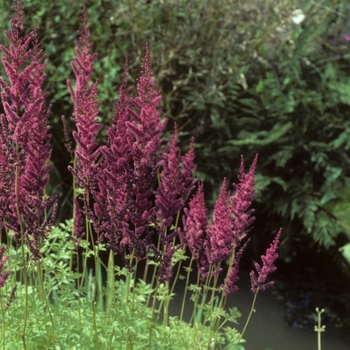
[0,2,282,349]
[0,0,56,261]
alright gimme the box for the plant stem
[37,261,55,347]
[315,307,325,350]
[179,256,194,321]
[233,291,259,350]
[149,281,160,349]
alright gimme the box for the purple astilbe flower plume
[67,4,101,197]
[157,242,175,283]
[250,228,282,293]
[4,284,17,310]
[0,245,16,311]
[92,60,133,259]
[0,246,11,288]
[181,137,196,203]
[156,124,197,234]
[224,238,250,296]
[200,156,257,277]
[121,45,167,259]
[93,47,168,261]
[230,154,258,246]
[0,1,56,259]
[180,183,208,260]
[205,178,233,274]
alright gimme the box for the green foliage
[0,221,244,349]
[179,0,350,270]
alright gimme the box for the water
[170,272,349,350]
[222,274,349,350]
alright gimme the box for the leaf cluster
[1,221,245,349]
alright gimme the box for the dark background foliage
[1,0,350,340]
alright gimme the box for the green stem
[126,249,135,303]
[179,256,194,321]
[131,258,139,313]
[189,268,201,326]
[14,144,27,350]
[163,281,170,328]
[233,291,259,350]
[315,307,325,350]
[37,261,55,346]
[149,281,160,349]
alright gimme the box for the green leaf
[339,243,350,265]
[227,122,293,146]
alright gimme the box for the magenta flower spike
[0,246,10,288]
[67,4,101,194]
[224,239,250,296]
[206,178,233,272]
[120,45,167,259]
[92,59,131,255]
[181,183,208,260]
[0,1,56,259]
[250,228,282,293]
[156,124,197,232]
[230,154,258,246]
[343,34,350,42]
[93,46,168,261]
[157,243,175,283]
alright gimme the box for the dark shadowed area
[169,272,349,350]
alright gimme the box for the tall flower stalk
[0,1,56,346]
[0,0,55,258]
[233,228,282,350]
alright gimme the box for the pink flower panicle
[230,154,258,245]
[224,238,250,296]
[180,183,208,260]
[0,246,11,288]
[157,243,175,283]
[67,3,101,195]
[92,60,133,260]
[250,228,282,293]
[206,178,233,272]
[197,156,258,278]
[156,124,197,233]
[120,45,167,259]
[181,137,197,202]
[5,285,17,310]
[343,34,350,42]
[93,47,168,261]
[93,60,131,250]
[0,1,56,259]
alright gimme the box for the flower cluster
[66,3,100,198]
[0,0,56,259]
[224,239,250,296]
[191,155,257,279]
[250,228,282,293]
[0,246,10,288]
[0,2,281,301]
[180,183,208,260]
[156,125,196,234]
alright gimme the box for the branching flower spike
[250,228,282,293]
